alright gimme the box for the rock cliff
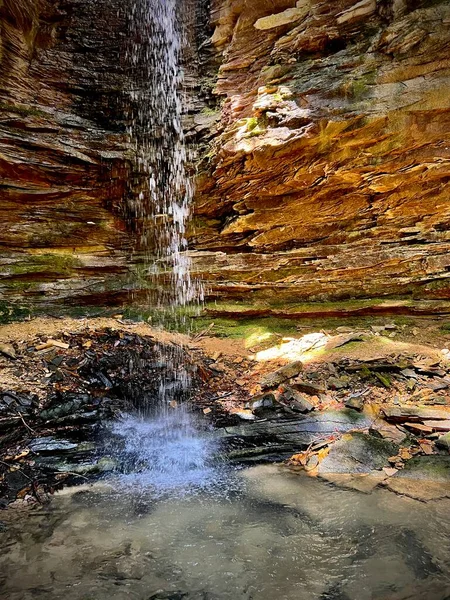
[192,0,450,307]
[1,0,450,314]
[0,0,132,310]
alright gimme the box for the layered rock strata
[191,0,450,305]
[1,0,450,312]
[0,0,133,308]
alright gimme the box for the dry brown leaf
[317,447,330,462]
[399,448,413,460]
[419,442,433,455]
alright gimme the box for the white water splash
[109,412,219,495]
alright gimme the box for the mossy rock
[387,455,450,501]
[394,455,450,482]
[318,432,399,475]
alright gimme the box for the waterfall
[126,0,203,313]
[110,0,213,492]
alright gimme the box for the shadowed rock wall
[0,0,131,309]
[191,0,450,306]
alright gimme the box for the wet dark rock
[278,386,314,414]
[260,361,303,390]
[50,355,65,367]
[51,410,102,425]
[0,417,21,431]
[219,409,374,462]
[318,433,399,475]
[29,437,83,454]
[39,394,91,421]
[3,470,31,501]
[35,455,117,475]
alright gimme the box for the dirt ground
[1,315,449,506]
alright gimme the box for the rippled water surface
[1,464,449,600]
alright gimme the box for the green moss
[401,456,450,481]
[246,117,258,132]
[374,372,391,388]
[201,107,219,117]
[0,102,48,118]
[344,69,377,100]
[203,297,416,316]
[3,254,82,279]
[0,301,31,324]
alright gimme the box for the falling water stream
[1,3,450,599]
[121,0,209,489]
[126,0,202,310]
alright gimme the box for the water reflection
[1,465,449,600]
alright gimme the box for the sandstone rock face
[0,0,137,308]
[192,0,450,305]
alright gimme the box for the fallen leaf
[399,448,413,460]
[317,447,330,462]
[388,455,400,464]
[289,451,310,466]
[419,442,433,455]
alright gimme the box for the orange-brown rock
[191,0,450,305]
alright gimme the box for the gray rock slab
[386,456,450,501]
[317,432,398,475]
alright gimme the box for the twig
[193,322,215,341]
[210,391,234,401]
[16,412,36,435]
[0,459,33,482]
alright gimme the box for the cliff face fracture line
[0,0,449,312]
[191,0,450,307]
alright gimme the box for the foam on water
[108,411,221,495]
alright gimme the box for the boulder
[317,432,399,475]
[386,456,450,501]
[278,385,314,413]
[260,361,303,390]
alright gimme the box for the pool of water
[1,464,449,600]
